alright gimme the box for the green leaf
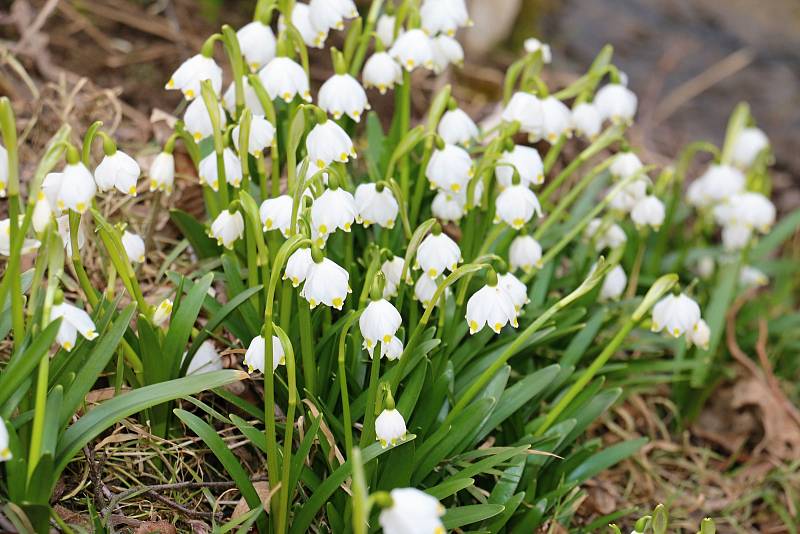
[187,284,263,358]
[167,272,214,377]
[486,492,525,533]
[426,477,475,500]
[567,437,648,484]
[752,207,800,259]
[230,414,268,452]
[442,504,505,529]
[170,209,221,259]
[0,319,60,407]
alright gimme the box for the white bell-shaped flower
[430,35,464,73]
[631,195,665,230]
[244,335,285,374]
[149,152,175,193]
[495,184,543,230]
[432,190,466,223]
[0,218,40,256]
[281,3,327,49]
[731,127,769,169]
[585,218,627,251]
[209,209,244,249]
[425,143,473,193]
[571,102,602,139]
[41,171,63,212]
[712,191,775,233]
[260,195,294,237]
[739,265,768,288]
[609,178,647,213]
[0,417,11,462]
[306,119,356,170]
[233,115,275,155]
[199,148,243,191]
[380,336,404,360]
[0,145,6,197]
[416,230,461,278]
[376,14,397,46]
[359,298,402,354]
[166,54,222,100]
[258,57,312,103]
[152,298,173,326]
[318,73,370,122]
[599,264,627,301]
[58,162,96,214]
[496,145,545,188]
[509,235,543,272]
[300,255,351,309]
[497,271,529,313]
[309,0,358,36]
[186,341,223,375]
[651,293,702,338]
[311,186,358,238]
[56,214,85,255]
[389,29,434,71]
[51,301,99,352]
[438,108,479,146]
[223,77,266,115]
[378,488,446,534]
[538,96,573,143]
[687,318,710,350]
[363,52,403,94]
[355,183,398,228]
[94,150,141,196]
[524,37,552,62]
[236,21,276,71]
[722,223,752,251]
[686,164,746,208]
[466,276,518,334]
[184,97,227,142]
[32,192,53,233]
[420,0,471,36]
[382,256,410,298]
[502,92,543,137]
[595,83,637,124]
[414,274,441,307]
[121,230,145,264]
[375,408,407,447]
[284,247,314,287]
[610,152,643,179]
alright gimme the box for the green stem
[349,0,385,76]
[359,350,382,447]
[338,311,363,457]
[350,447,370,534]
[69,210,99,308]
[276,324,297,534]
[297,292,315,395]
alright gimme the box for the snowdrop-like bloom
[537,96,573,143]
[713,191,775,232]
[306,119,356,170]
[375,408,407,447]
[502,92,542,136]
[260,195,294,237]
[284,247,314,287]
[498,272,529,313]
[236,21,276,71]
[233,115,275,155]
[739,265,768,288]
[244,335,285,374]
[414,274,441,307]
[430,35,464,73]
[610,152,643,180]
[359,298,402,354]
[426,143,473,193]
[53,163,96,214]
[184,97,226,142]
[495,145,545,188]
[466,278,518,334]
[94,150,141,196]
[571,103,602,139]
[722,223,752,251]
[301,255,351,309]
[389,29,434,71]
[731,127,769,169]
[524,37,552,63]
[631,195,665,230]
[417,230,461,278]
[223,77,266,115]
[599,265,627,301]
[121,230,145,263]
[51,301,98,352]
[686,164,746,208]
[381,336,404,360]
[376,14,396,46]
[149,152,175,193]
[509,235,543,272]
[318,73,370,122]
[152,298,173,326]
[431,190,466,223]
[56,214,85,255]
[0,218,40,256]
[609,178,647,213]
[495,184,543,229]
[379,488,446,534]
[355,183,398,228]
[594,83,637,124]
[382,256,410,298]
[186,341,223,375]
[209,209,244,249]
[281,3,327,49]
[309,0,358,37]
[438,108,479,146]
[363,52,403,94]
[312,186,358,239]
[199,148,243,191]
[0,145,6,197]
[687,318,710,350]
[585,218,627,251]
[0,417,11,462]
[258,57,311,103]
[651,293,702,338]
[420,0,471,36]
[32,192,52,233]
[166,54,222,100]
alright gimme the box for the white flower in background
[363,52,403,94]
[610,152,643,179]
[414,274,441,307]
[585,218,627,251]
[94,150,141,196]
[739,265,769,288]
[311,186,358,239]
[502,92,542,136]
[233,115,275,155]
[430,35,464,73]
[56,214,85,255]
[51,301,98,352]
[32,192,52,232]
[300,256,351,309]
[432,190,466,223]
[260,195,294,237]
[258,57,311,103]
[571,102,602,139]
[417,230,461,278]
[121,230,145,263]
[651,293,702,338]
[509,235,543,272]
[0,218,40,256]
[359,298,402,355]
[148,152,175,193]
[731,127,769,169]
[382,256,410,298]
[687,318,710,350]
[495,184,543,229]
[306,119,356,169]
[152,298,173,326]
[209,209,244,249]
[524,37,552,63]
[498,271,529,313]
[631,195,665,230]
[722,223,752,251]
[375,14,396,46]
[0,145,7,197]
[309,0,358,36]
[697,256,715,280]
[199,148,243,190]
[378,488,446,534]
[466,278,518,334]
[53,163,96,214]
[389,29,434,71]
[438,108,479,146]
[166,54,222,100]
[537,96,573,142]
[599,264,627,301]
[381,336,404,360]
[244,335,285,374]
[284,247,314,287]
[686,164,746,208]
[609,178,647,213]
[712,191,776,232]
[184,97,227,142]
[236,21,276,71]
[375,408,407,447]
[355,183,398,228]
[495,145,545,188]
[594,83,638,124]
[0,417,11,462]
[318,73,370,121]
[223,77,266,115]
[282,3,327,48]
[425,143,473,192]
[186,341,223,375]
[420,0,471,36]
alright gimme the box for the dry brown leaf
[231,481,273,519]
[135,521,176,534]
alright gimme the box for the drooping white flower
[55,163,96,214]
[375,408,407,447]
[687,318,710,350]
[432,190,466,223]
[284,247,314,287]
[610,152,643,179]
[537,96,573,143]
[599,264,627,301]
[0,417,11,462]
[378,488,446,534]
[739,265,768,288]
[722,223,752,251]
[712,191,776,233]
[382,256,410,298]
[309,0,358,36]
[509,235,543,272]
[300,256,351,309]
[311,186,358,239]
[430,35,464,73]
[166,54,222,100]
[223,77,266,115]
[282,3,327,49]
[524,37,552,63]
[306,120,356,170]
[184,97,226,142]
[731,127,769,169]
[389,29,434,71]
[571,102,602,139]
[199,148,243,191]
[152,298,173,326]
[585,218,627,251]
[609,178,647,213]
[497,272,529,313]
[94,150,141,196]
[0,145,7,197]
[438,108,479,146]
[651,293,702,339]
[631,195,665,230]
[260,195,294,237]
[149,152,175,193]
[51,301,99,352]
[495,184,543,230]
[209,209,244,249]
[420,0,471,36]
[236,21,276,71]
[466,280,518,334]
[121,230,145,264]
[359,298,402,355]
[502,92,542,137]
[416,230,461,278]
[594,83,637,124]
[186,341,223,375]
[414,274,441,307]
[381,335,404,360]
[318,74,370,122]
[376,14,397,46]
[363,52,403,94]
[355,183,398,228]
[244,335,285,374]
[32,192,53,233]
[0,218,40,256]
[425,143,473,193]
[495,145,544,188]
[258,57,312,103]
[686,164,746,208]
[233,115,275,155]
[56,214,85,255]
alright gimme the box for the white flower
[376,14,397,46]
[318,73,370,122]
[610,152,643,179]
[686,164,746,208]
[495,184,542,229]
[414,274,443,307]
[739,265,768,288]
[152,298,173,326]
[595,83,637,124]
[417,231,461,278]
[56,214,85,255]
[687,318,710,350]
[244,335,285,374]
[223,77,266,115]
[0,417,11,462]
[94,150,141,196]
[284,247,314,287]
[282,3,327,49]
[585,218,627,251]
[495,145,544,188]
[537,96,573,143]
[631,195,665,230]
[571,103,602,139]
[355,183,398,228]
[432,190,466,223]
[32,192,53,233]
[121,230,145,263]
[237,21,276,71]
[300,256,351,309]
[233,115,275,155]
[0,218,40,256]
[420,0,471,36]
[382,256,410,298]
[502,92,542,137]
[184,97,226,142]
[608,178,647,213]
[260,195,294,237]
[524,38,552,63]
[149,152,175,193]
[375,408,407,447]
[466,282,518,334]
[56,163,97,214]
[379,488,446,534]
[509,235,543,272]
[731,127,769,169]
[0,145,6,197]
[199,148,243,191]
[166,54,222,100]
[430,35,464,73]
[599,265,627,301]
[722,223,752,251]
[186,341,223,375]
[312,186,358,239]
[651,293,701,338]
[51,301,98,352]
[697,256,715,279]
[209,209,244,249]
[438,108,479,146]
[306,120,356,170]
[309,0,358,36]
[359,298,402,354]
[426,143,472,193]
[389,29,434,71]
[258,57,311,103]
[498,272,529,313]
[381,336,404,360]
[712,192,775,233]
[363,52,403,94]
